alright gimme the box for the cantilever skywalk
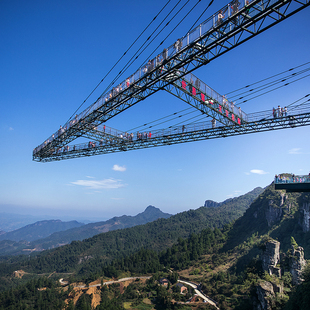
[33,0,310,162]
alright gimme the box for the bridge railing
[33,99,310,157]
[34,0,278,155]
[181,72,248,122]
[275,174,310,184]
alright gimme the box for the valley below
[0,183,309,309]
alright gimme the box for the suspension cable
[66,0,172,123]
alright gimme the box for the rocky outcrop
[299,202,310,233]
[265,193,287,227]
[252,280,284,310]
[262,240,281,276]
[252,281,275,310]
[290,245,307,285]
[204,200,220,208]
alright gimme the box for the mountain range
[0,220,84,242]
[1,182,309,309]
[0,205,172,255]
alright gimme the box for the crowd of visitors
[275,174,310,184]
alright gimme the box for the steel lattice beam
[33,111,310,162]
[33,0,310,161]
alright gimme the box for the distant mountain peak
[144,205,160,212]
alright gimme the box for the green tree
[290,236,298,249]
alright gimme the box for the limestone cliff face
[290,245,307,285]
[265,192,287,227]
[261,240,281,276]
[299,202,310,233]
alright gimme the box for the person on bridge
[211,118,216,128]
[217,10,224,25]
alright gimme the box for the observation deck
[274,174,310,192]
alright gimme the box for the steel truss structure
[35,109,310,162]
[33,0,310,162]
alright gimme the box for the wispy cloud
[9,127,14,131]
[289,148,302,155]
[113,164,126,172]
[71,178,125,189]
[250,169,269,175]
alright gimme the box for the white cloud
[113,164,126,172]
[9,127,14,131]
[71,178,125,189]
[250,169,269,175]
[289,148,302,154]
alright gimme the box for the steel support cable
[167,112,210,128]
[185,0,214,33]
[225,61,310,96]
[95,0,217,120]
[126,106,193,132]
[100,0,204,97]
[228,67,310,102]
[129,0,203,80]
[165,77,310,129]
[188,91,310,128]
[285,94,310,111]
[127,108,201,132]
[121,68,310,133]
[65,0,172,124]
[129,66,310,132]
[96,0,206,133]
[35,97,310,162]
[97,0,184,99]
[235,73,310,104]
[170,96,310,130]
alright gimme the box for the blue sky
[1,0,310,222]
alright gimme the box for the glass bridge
[275,174,310,192]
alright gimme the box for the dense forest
[0,185,309,309]
[0,187,262,286]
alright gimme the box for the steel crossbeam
[33,0,310,161]
[33,112,310,162]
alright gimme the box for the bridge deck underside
[275,183,310,192]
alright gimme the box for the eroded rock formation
[252,280,275,310]
[299,202,310,233]
[289,245,307,285]
[262,240,281,276]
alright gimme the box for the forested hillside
[0,187,262,292]
[4,184,310,309]
[0,205,171,256]
[0,220,84,242]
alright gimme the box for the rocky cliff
[299,200,310,233]
[290,245,307,285]
[261,240,281,277]
[252,280,280,310]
